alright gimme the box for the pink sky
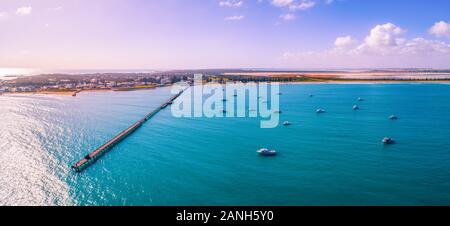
[1,0,450,70]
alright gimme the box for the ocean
[1,83,450,206]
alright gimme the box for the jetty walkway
[71,89,185,172]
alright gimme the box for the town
[0,70,303,95]
[0,72,194,95]
[2,69,450,96]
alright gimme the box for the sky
[0,0,450,70]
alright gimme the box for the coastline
[278,80,450,85]
[2,80,449,97]
[1,87,161,97]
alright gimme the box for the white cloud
[402,38,450,56]
[225,15,245,21]
[357,23,405,55]
[429,21,450,39]
[16,6,32,16]
[325,0,334,4]
[280,13,296,21]
[289,1,316,11]
[271,0,294,7]
[271,0,316,11]
[281,23,450,68]
[219,0,243,8]
[334,36,358,49]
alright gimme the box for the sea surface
[1,84,450,206]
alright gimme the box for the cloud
[334,36,358,49]
[288,1,316,11]
[280,13,296,21]
[271,0,294,7]
[219,0,243,8]
[0,12,8,19]
[281,23,450,68]
[16,6,32,16]
[429,21,450,39]
[357,23,405,55]
[402,38,450,56]
[271,0,316,11]
[325,0,334,4]
[224,15,245,21]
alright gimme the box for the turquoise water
[1,84,450,206]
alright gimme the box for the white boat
[353,105,360,110]
[358,97,364,101]
[316,109,326,113]
[283,121,291,126]
[383,137,394,144]
[257,148,277,156]
[389,115,398,120]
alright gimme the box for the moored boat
[316,108,326,113]
[389,115,398,120]
[383,137,394,144]
[257,148,277,156]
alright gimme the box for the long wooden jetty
[71,89,185,172]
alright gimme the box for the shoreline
[2,80,449,97]
[0,87,161,97]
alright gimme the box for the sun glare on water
[0,68,36,79]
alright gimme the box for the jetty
[71,89,186,172]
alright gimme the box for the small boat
[316,109,326,113]
[233,94,238,97]
[222,110,227,113]
[222,99,227,102]
[389,115,398,120]
[274,110,282,114]
[283,121,291,126]
[358,97,364,101]
[257,148,277,156]
[353,105,360,110]
[382,137,394,144]
[309,94,313,97]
